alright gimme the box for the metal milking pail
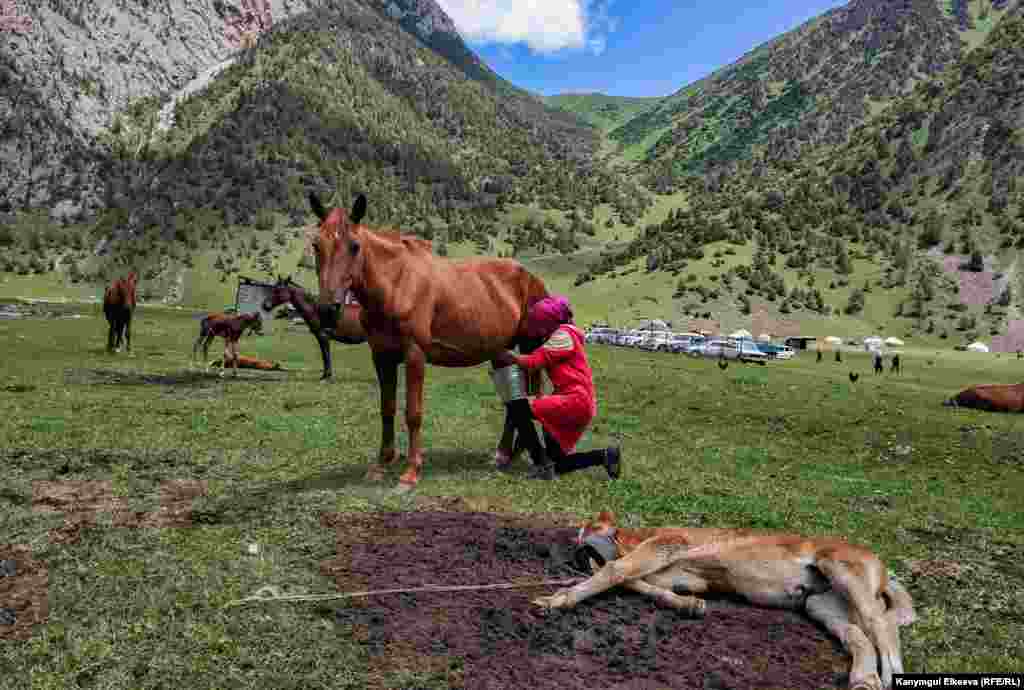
[490,364,528,402]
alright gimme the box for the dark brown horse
[943,383,1024,412]
[310,192,548,491]
[262,275,366,380]
[103,271,137,353]
[191,311,263,377]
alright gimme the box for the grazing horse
[309,192,549,491]
[943,383,1024,412]
[191,311,263,377]
[891,354,900,375]
[103,271,137,353]
[873,352,883,375]
[262,275,367,380]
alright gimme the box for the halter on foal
[191,311,263,377]
[103,271,138,353]
[262,275,367,380]
[309,192,549,491]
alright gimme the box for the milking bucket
[490,364,527,403]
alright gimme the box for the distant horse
[873,352,883,375]
[103,271,137,353]
[310,192,549,491]
[191,311,263,377]
[262,275,367,380]
[891,354,901,375]
[943,383,1024,413]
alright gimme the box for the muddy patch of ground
[318,510,851,690]
[0,545,49,641]
[31,479,209,543]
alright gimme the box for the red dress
[515,323,597,456]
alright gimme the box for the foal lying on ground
[534,511,916,690]
[191,311,263,377]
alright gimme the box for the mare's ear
[351,194,367,225]
[309,192,327,221]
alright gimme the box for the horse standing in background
[103,271,137,353]
[191,311,263,377]
[309,192,548,491]
[262,275,366,380]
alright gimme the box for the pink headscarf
[527,295,573,339]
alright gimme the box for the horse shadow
[66,368,289,387]
[188,448,496,526]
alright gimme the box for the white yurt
[824,335,843,345]
[757,333,771,342]
[967,341,990,353]
[884,337,904,346]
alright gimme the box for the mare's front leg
[397,346,426,491]
[369,349,400,482]
[124,313,132,354]
[317,334,332,380]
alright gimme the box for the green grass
[1,303,1022,686]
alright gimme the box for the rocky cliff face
[0,0,331,220]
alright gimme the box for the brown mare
[262,275,367,380]
[191,311,263,377]
[309,192,548,491]
[103,271,138,353]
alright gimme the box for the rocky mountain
[0,0,607,232]
[603,0,1018,189]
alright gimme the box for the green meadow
[1,301,1022,687]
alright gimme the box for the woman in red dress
[494,295,621,481]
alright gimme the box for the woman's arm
[516,328,575,370]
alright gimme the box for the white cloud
[436,0,616,56]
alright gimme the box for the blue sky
[435,1,849,98]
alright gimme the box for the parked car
[638,331,674,351]
[667,334,701,353]
[696,338,769,364]
[756,343,795,360]
[586,327,619,345]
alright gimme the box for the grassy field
[1,301,1022,688]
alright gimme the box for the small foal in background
[191,311,263,377]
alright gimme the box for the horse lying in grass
[191,311,263,377]
[309,192,548,491]
[207,354,283,371]
[943,383,1024,412]
[262,275,366,380]
[536,511,916,690]
[103,271,137,353]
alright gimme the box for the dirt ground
[0,545,49,642]
[319,503,853,690]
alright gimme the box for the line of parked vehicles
[584,327,796,365]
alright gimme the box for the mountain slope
[579,7,1024,349]
[0,0,609,229]
[610,0,1016,187]
[545,93,663,134]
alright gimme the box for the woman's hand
[493,350,519,368]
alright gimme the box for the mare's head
[263,275,299,312]
[308,192,367,308]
